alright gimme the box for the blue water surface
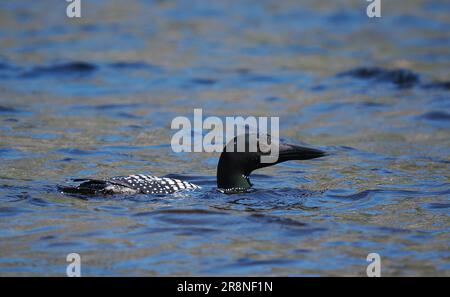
[0,0,449,276]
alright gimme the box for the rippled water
[0,0,449,276]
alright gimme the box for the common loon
[59,134,325,195]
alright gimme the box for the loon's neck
[217,157,252,192]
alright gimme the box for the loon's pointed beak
[277,143,326,163]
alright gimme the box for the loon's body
[60,175,200,195]
[59,134,325,195]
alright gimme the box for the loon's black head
[217,134,326,193]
